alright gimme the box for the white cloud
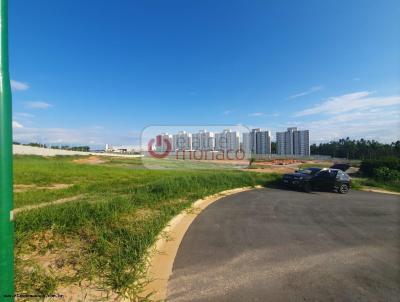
[305,112,399,143]
[24,101,53,109]
[249,112,265,117]
[288,86,323,99]
[12,121,23,128]
[294,91,400,117]
[15,112,35,118]
[11,80,29,91]
[289,91,400,143]
[249,112,279,117]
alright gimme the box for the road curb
[143,185,263,301]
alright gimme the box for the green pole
[0,0,14,300]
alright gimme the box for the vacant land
[13,155,280,300]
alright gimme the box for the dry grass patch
[16,230,88,299]
[14,183,73,193]
[14,194,85,214]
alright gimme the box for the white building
[192,130,215,151]
[250,128,260,155]
[276,127,310,156]
[293,129,310,156]
[242,128,271,156]
[155,133,172,152]
[215,129,240,152]
[276,132,286,155]
[105,144,136,153]
[172,131,192,151]
[255,130,271,155]
[242,132,251,156]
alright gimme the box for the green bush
[374,167,400,183]
[359,157,400,177]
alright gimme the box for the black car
[283,168,351,194]
[282,167,321,189]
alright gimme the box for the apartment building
[172,131,192,150]
[242,128,271,156]
[242,132,251,155]
[256,130,272,154]
[276,127,310,156]
[293,129,310,156]
[192,130,215,151]
[215,129,240,152]
[155,133,172,152]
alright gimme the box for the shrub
[374,167,400,183]
[359,157,400,177]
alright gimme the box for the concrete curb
[143,185,263,301]
[360,187,400,196]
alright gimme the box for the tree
[311,138,400,160]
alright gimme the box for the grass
[14,155,280,300]
[298,163,332,169]
[351,177,400,193]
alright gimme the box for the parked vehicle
[283,167,351,194]
[282,167,321,189]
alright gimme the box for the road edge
[142,185,263,301]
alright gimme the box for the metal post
[0,0,14,300]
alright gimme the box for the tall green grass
[14,155,280,299]
[351,178,400,192]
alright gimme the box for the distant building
[172,131,192,150]
[250,128,260,155]
[276,127,310,156]
[105,144,136,153]
[255,130,272,155]
[242,132,251,155]
[155,133,172,152]
[215,129,240,152]
[293,129,310,156]
[192,130,215,151]
[242,128,271,156]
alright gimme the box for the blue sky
[10,0,400,148]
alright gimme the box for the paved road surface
[167,188,400,302]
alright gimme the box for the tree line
[310,138,400,160]
[13,142,90,152]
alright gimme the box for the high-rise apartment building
[192,130,215,151]
[242,128,271,156]
[155,133,172,152]
[215,129,240,152]
[276,127,310,156]
[256,130,272,154]
[242,132,251,155]
[172,131,192,150]
[293,129,310,156]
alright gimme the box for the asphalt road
[167,188,400,302]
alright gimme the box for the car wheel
[338,184,349,194]
[303,183,312,193]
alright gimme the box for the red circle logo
[147,137,172,159]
